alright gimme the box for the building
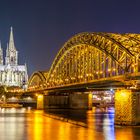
[0,27,28,87]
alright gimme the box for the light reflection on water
[0,107,139,140]
[87,107,115,140]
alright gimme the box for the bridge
[6,32,140,125]
[29,32,140,88]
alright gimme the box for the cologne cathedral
[0,27,28,87]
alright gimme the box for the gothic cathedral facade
[0,27,28,87]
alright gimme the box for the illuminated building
[0,27,28,87]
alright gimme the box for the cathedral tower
[0,27,28,87]
[0,41,3,65]
[5,27,18,65]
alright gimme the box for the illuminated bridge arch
[28,71,48,88]
[46,32,140,87]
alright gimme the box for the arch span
[46,32,140,87]
[28,71,48,87]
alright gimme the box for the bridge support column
[115,89,140,125]
[69,92,92,110]
[44,95,69,109]
[2,95,6,104]
[37,94,44,109]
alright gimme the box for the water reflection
[0,108,26,140]
[87,107,115,140]
[0,107,139,140]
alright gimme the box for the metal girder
[28,71,47,87]
[46,32,140,88]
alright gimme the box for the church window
[11,57,14,62]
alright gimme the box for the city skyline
[0,0,140,76]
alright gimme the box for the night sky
[0,0,139,76]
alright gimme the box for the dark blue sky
[0,0,139,76]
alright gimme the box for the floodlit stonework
[0,27,28,87]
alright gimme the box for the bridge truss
[44,32,140,88]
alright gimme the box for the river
[0,107,139,140]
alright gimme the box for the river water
[0,107,139,140]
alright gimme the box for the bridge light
[121,92,127,97]
[27,97,32,100]
[38,94,43,100]
[11,97,16,101]
[65,78,69,82]
[59,80,63,83]
[89,73,92,76]
[108,69,111,72]
[116,89,130,101]
[86,73,92,77]
[110,88,114,93]
[2,95,4,98]
[113,68,116,71]
[78,75,83,79]
[100,71,103,74]
[71,77,75,80]
[96,71,99,74]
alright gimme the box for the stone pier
[115,89,140,125]
[44,95,69,109]
[43,92,92,110]
[37,94,44,109]
[69,92,92,109]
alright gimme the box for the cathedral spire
[0,41,3,65]
[24,63,28,84]
[5,43,9,65]
[5,27,18,65]
[0,27,28,87]
[6,43,9,54]
[9,26,16,51]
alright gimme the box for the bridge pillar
[44,94,69,109]
[115,89,140,125]
[69,92,92,110]
[37,94,44,109]
[2,95,6,104]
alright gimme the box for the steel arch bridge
[44,32,140,88]
[25,32,140,126]
[28,71,48,87]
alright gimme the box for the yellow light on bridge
[86,73,92,77]
[78,75,83,79]
[88,92,93,110]
[113,68,116,71]
[71,77,75,80]
[120,91,127,97]
[89,73,93,76]
[115,89,135,125]
[65,78,69,81]
[115,89,131,103]
[108,69,111,72]
[37,94,44,109]
[100,71,103,74]
[38,95,43,100]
